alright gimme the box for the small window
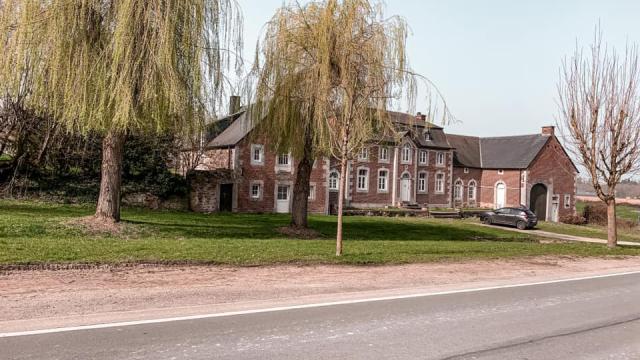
[357,168,369,191]
[424,131,432,141]
[454,179,463,200]
[464,167,469,174]
[498,169,504,175]
[277,153,290,166]
[250,183,262,199]
[418,172,427,193]
[276,153,292,172]
[436,152,445,166]
[308,185,316,201]
[379,147,389,162]
[401,144,412,164]
[564,194,571,209]
[329,171,339,191]
[250,144,264,165]
[358,147,369,161]
[435,173,445,193]
[419,150,428,165]
[277,185,289,200]
[378,169,388,192]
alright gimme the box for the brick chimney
[541,125,555,136]
[229,95,241,115]
[415,112,427,122]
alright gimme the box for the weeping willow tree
[0,0,242,222]
[253,0,446,255]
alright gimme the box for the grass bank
[1,200,639,267]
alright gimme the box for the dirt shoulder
[2,256,640,333]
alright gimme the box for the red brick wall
[527,136,577,219]
[451,167,482,208]
[349,145,394,207]
[478,169,522,209]
[234,138,328,214]
[330,145,453,209]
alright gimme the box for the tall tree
[0,0,242,223]
[558,30,640,248]
[252,0,433,241]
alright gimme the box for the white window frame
[454,179,463,200]
[329,171,339,191]
[468,180,477,201]
[419,150,428,165]
[424,131,432,141]
[435,172,445,194]
[358,147,369,161]
[377,169,389,193]
[250,181,263,200]
[401,144,412,164]
[498,169,504,175]
[464,167,469,174]
[436,151,445,167]
[564,194,571,209]
[276,152,292,172]
[250,144,264,166]
[417,171,428,193]
[357,167,369,192]
[309,184,316,201]
[378,146,390,163]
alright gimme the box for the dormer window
[424,131,432,141]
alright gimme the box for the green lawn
[540,200,640,243]
[1,200,639,266]
[537,221,640,243]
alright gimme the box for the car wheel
[483,217,492,225]
[516,221,527,230]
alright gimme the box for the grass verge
[1,200,639,267]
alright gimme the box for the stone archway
[530,183,548,220]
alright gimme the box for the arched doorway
[530,184,548,220]
[400,172,411,202]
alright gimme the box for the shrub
[560,214,586,225]
[582,202,638,229]
[582,203,608,226]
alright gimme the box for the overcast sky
[238,0,640,137]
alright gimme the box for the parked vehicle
[480,207,538,230]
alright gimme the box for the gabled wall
[527,136,577,220]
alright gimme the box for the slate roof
[448,133,551,169]
[206,108,453,149]
[205,110,253,148]
[447,134,482,167]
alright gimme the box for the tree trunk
[606,199,618,248]
[95,130,126,222]
[336,157,348,256]
[290,130,314,228]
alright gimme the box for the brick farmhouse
[186,106,578,222]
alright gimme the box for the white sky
[237,0,640,138]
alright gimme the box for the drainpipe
[392,146,398,206]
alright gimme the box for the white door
[276,185,291,213]
[400,177,411,202]
[551,197,559,222]
[495,183,506,209]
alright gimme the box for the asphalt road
[2,272,640,360]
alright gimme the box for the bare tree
[558,29,640,248]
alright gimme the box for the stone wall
[187,169,235,213]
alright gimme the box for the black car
[480,207,538,230]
